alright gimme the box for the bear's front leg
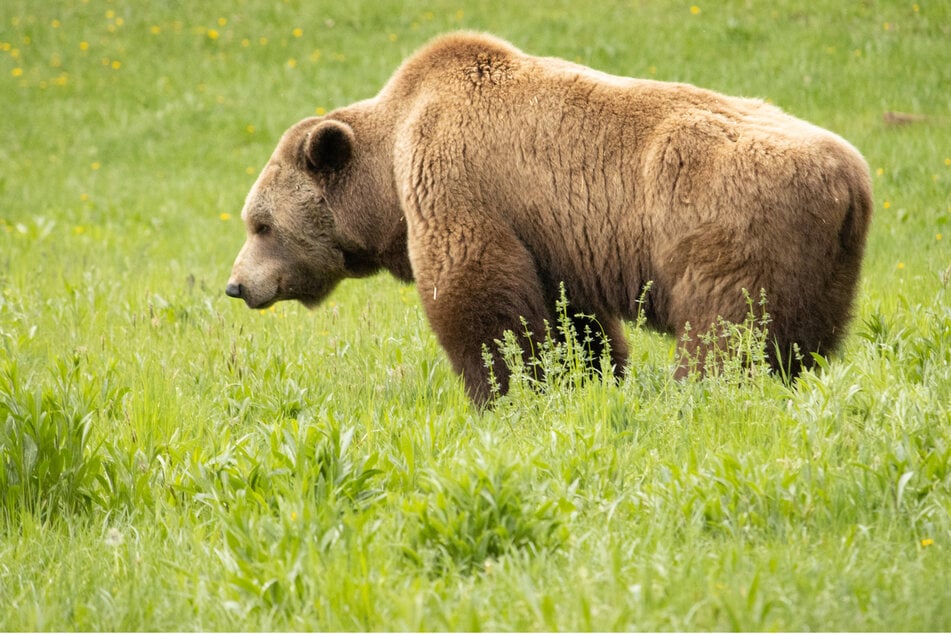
[412,228,551,405]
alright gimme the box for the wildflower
[218,17,228,27]
[104,527,124,548]
[91,161,101,170]
[79,41,89,51]
[897,262,905,270]
[73,226,85,235]
[389,33,398,42]
[937,233,943,241]
[52,19,61,28]
[219,212,231,221]
[111,60,121,70]
[287,58,297,68]
[883,201,891,209]
[11,67,22,77]
[876,167,884,176]
[246,124,255,134]
[207,29,219,41]
[921,538,934,547]
[150,26,161,35]
[690,5,701,14]
[246,166,255,175]
[291,511,299,521]
[259,36,268,46]
[292,27,303,38]
[315,106,326,115]
[945,158,950,166]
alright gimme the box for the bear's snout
[225,282,244,300]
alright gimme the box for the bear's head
[225,116,393,309]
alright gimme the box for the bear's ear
[304,120,354,173]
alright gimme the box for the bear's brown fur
[226,31,873,405]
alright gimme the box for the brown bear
[225,31,873,405]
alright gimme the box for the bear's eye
[254,223,271,236]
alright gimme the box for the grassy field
[2,0,950,630]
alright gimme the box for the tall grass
[2,0,950,630]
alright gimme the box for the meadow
[1,0,950,630]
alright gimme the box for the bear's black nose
[225,283,244,299]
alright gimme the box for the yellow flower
[945,158,951,166]
[219,212,231,221]
[876,167,884,176]
[91,161,101,170]
[217,17,228,27]
[315,106,326,116]
[897,262,905,270]
[111,60,121,70]
[150,26,161,35]
[246,124,255,134]
[921,538,934,547]
[937,233,943,241]
[207,29,219,41]
[287,58,297,68]
[11,67,22,77]
[51,19,61,28]
[883,201,891,209]
[690,5,701,14]
[79,41,89,51]
[292,28,303,38]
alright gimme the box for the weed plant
[2,0,951,630]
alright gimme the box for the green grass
[2,0,951,630]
